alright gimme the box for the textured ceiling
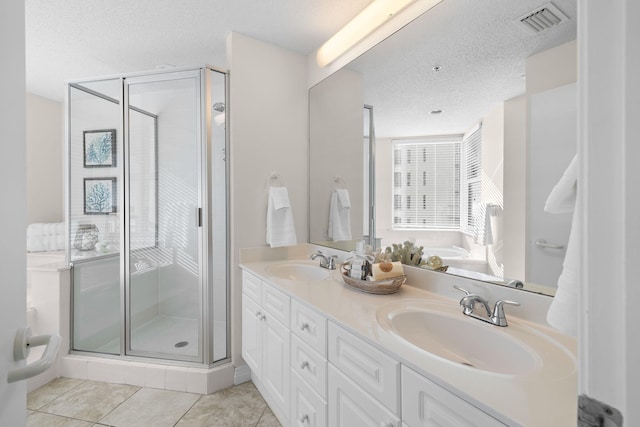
[25,0,371,101]
[348,0,577,137]
[26,0,577,139]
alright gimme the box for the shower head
[213,102,225,113]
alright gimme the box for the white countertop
[240,256,577,426]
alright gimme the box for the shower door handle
[7,327,61,383]
[196,208,202,227]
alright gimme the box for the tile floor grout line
[29,377,86,412]
[95,383,143,425]
[172,393,205,426]
[28,408,94,424]
[255,405,268,427]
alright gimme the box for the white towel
[473,204,496,246]
[336,188,351,209]
[545,155,579,337]
[26,222,65,252]
[270,186,291,211]
[545,155,577,214]
[266,187,297,247]
[328,189,352,241]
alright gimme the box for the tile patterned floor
[27,378,281,427]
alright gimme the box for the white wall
[502,95,526,280]
[309,68,364,245]
[26,93,64,224]
[0,0,27,424]
[227,32,309,364]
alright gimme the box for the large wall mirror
[309,0,577,295]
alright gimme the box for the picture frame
[84,177,117,215]
[83,129,116,167]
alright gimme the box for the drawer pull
[300,360,310,370]
[255,311,262,318]
[300,414,310,424]
[300,322,310,331]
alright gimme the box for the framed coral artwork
[84,177,117,214]
[83,129,116,167]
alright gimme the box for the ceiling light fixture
[316,0,442,67]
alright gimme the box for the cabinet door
[292,299,327,356]
[242,294,262,377]
[242,272,262,304]
[401,366,506,427]
[328,322,400,415]
[263,311,291,417]
[328,365,400,427]
[291,335,327,400]
[291,370,327,427]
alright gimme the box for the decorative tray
[340,263,406,295]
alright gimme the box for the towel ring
[333,176,347,189]
[268,172,286,188]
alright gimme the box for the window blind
[460,126,482,235]
[392,138,461,229]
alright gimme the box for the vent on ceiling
[515,2,569,34]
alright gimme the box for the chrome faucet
[310,251,337,270]
[454,285,520,327]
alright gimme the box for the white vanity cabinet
[401,366,507,427]
[242,273,291,422]
[241,269,514,427]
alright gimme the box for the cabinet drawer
[291,335,327,400]
[242,271,262,303]
[263,282,290,327]
[328,321,400,416]
[401,366,507,427]
[291,370,327,427]
[291,299,327,356]
[328,364,400,427]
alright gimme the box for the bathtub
[421,246,469,259]
[420,245,489,274]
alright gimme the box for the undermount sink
[376,299,575,378]
[266,260,331,281]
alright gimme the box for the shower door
[125,71,204,362]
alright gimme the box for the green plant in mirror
[385,241,426,266]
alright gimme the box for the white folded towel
[270,186,291,211]
[26,222,65,252]
[266,187,297,247]
[545,155,579,337]
[336,188,351,209]
[328,189,352,242]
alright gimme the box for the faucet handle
[453,285,471,296]
[327,255,338,269]
[491,300,520,326]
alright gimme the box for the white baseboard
[234,364,251,384]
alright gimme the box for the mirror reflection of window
[391,136,469,230]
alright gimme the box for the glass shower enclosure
[66,66,228,365]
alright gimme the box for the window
[460,126,482,235]
[392,137,461,229]
[394,149,401,165]
[394,172,401,188]
[394,194,402,210]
